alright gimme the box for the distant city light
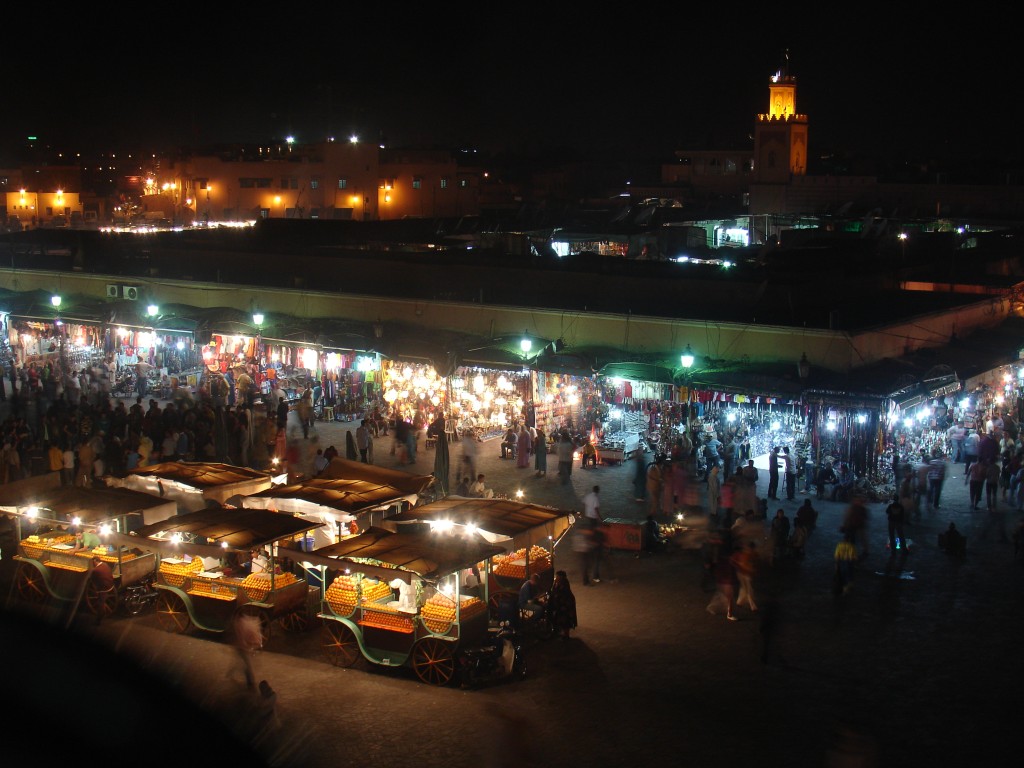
[350,135,359,144]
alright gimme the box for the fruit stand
[2,485,175,627]
[389,497,575,618]
[297,523,506,686]
[127,506,321,639]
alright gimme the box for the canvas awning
[305,524,504,581]
[132,506,319,549]
[0,485,177,527]
[390,498,574,550]
[319,457,435,496]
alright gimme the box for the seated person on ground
[518,573,546,622]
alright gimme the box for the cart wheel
[15,563,47,603]
[84,582,119,620]
[155,591,191,634]
[488,591,518,620]
[279,607,311,633]
[411,637,456,686]
[321,622,360,668]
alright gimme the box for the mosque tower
[754,50,808,183]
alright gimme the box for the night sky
[3,13,1018,165]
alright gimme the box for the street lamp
[205,183,213,225]
[680,343,695,441]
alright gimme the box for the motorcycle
[121,577,161,616]
[457,622,526,688]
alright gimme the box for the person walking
[582,485,602,528]
[646,456,664,518]
[985,459,1000,511]
[706,462,721,519]
[230,613,264,690]
[632,450,647,502]
[783,446,797,500]
[926,450,947,510]
[461,427,480,483]
[967,456,987,511]
[885,493,906,554]
[841,494,870,560]
[767,446,780,500]
[706,546,738,621]
[556,433,573,485]
[833,533,859,595]
[769,508,790,564]
[533,426,547,477]
[355,420,371,463]
[516,425,533,469]
[730,541,759,612]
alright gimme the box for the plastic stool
[323,406,335,421]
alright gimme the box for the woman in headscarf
[546,570,577,641]
[533,425,547,477]
[516,425,533,469]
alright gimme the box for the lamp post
[51,294,67,381]
[205,183,213,226]
[520,331,533,426]
[680,342,695,437]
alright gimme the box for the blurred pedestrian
[706,546,738,620]
[841,494,870,560]
[769,508,790,564]
[731,541,759,612]
[885,493,906,554]
[833,533,858,595]
[632,450,647,501]
[230,613,264,690]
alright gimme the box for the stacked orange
[242,571,297,601]
[159,557,203,587]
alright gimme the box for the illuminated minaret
[754,50,808,183]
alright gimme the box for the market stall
[127,507,320,638]
[298,523,506,685]
[3,485,174,626]
[240,474,426,550]
[109,462,278,514]
[387,497,575,615]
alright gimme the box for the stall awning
[598,362,677,385]
[132,507,320,549]
[309,525,505,581]
[319,457,435,496]
[390,498,574,549]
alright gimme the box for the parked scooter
[457,622,526,688]
[121,576,160,616]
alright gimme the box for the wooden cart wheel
[411,637,456,686]
[279,607,312,633]
[155,591,191,634]
[84,582,119,620]
[321,622,360,668]
[15,563,47,603]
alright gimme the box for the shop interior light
[903,418,913,428]
[960,398,970,408]
[51,295,61,307]
[857,414,867,424]
[147,304,159,317]
[520,331,532,355]
[827,421,837,431]
[516,489,524,499]
[252,312,264,326]
[727,412,736,423]
[771,421,781,431]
